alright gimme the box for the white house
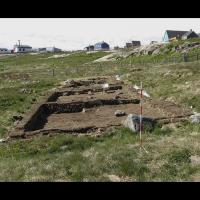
[13,45,32,53]
[46,47,62,53]
[36,47,62,53]
[0,48,11,54]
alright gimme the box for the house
[84,45,94,51]
[114,46,120,50]
[162,30,188,42]
[125,43,132,48]
[13,45,32,53]
[0,48,11,54]
[162,30,199,42]
[37,48,47,52]
[150,41,158,45]
[132,41,141,47]
[36,47,62,53]
[45,47,62,53]
[181,29,199,40]
[94,41,110,50]
[125,41,141,48]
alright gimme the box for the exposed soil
[10,75,193,139]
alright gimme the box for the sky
[0,18,200,50]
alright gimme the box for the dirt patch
[9,76,193,139]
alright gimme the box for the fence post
[130,55,133,67]
[52,68,55,77]
[183,53,187,62]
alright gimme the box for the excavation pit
[10,76,194,139]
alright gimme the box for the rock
[102,83,109,89]
[19,88,32,94]
[163,70,171,77]
[115,75,121,81]
[114,95,120,99]
[65,79,75,84]
[12,115,23,121]
[0,137,9,143]
[19,88,27,93]
[105,90,115,94]
[190,113,200,123]
[190,155,200,166]
[152,48,160,55]
[88,91,93,95]
[114,110,126,117]
[122,114,155,133]
[116,91,123,95]
[60,145,68,150]
[107,175,121,182]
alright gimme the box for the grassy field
[1,51,200,181]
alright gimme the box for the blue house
[94,41,110,50]
[162,30,188,42]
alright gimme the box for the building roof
[85,45,94,48]
[95,41,109,46]
[182,30,199,38]
[14,45,32,48]
[166,30,188,39]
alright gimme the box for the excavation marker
[139,82,148,154]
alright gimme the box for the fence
[118,52,200,67]
[1,52,200,81]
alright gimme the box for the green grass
[0,124,200,181]
[1,50,200,181]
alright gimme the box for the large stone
[152,48,161,55]
[122,114,155,133]
[190,155,200,166]
[114,110,126,117]
[12,115,23,121]
[190,113,200,123]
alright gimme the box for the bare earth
[11,75,193,138]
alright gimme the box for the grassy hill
[1,50,200,181]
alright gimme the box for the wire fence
[1,52,200,81]
[118,52,200,67]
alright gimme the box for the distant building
[181,29,199,40]
[150,41,158,45]
[114,46,120,50]
[37,47,62,53]
[94,41,110,50]
[0,48,11,54]
[13,45,32,53]
[37,48,47,52]
[125,41,141,48]
[46,47,62,53]
[132,41,141,47]
[84,45,94,51]
[125,43,132,48]
[162,30,199,42]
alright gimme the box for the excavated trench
[10,76,194,139]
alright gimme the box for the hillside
[118,38,200,58]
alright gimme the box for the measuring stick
[140,82,143,148]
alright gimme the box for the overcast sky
[0,18,200,50]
